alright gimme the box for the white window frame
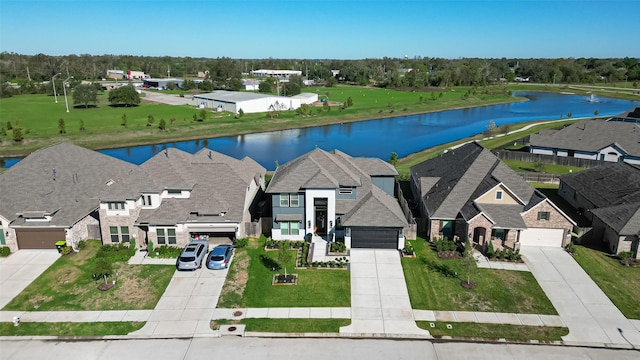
[339,187,353,195]
[495,190,503,200]
[281,221,290,235]
[290,194,299,207]
[537,211,551,221]
[280,194,290,207]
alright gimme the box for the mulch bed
[460,280,477,289]
[97,282,115,291]
[272,274,298,285]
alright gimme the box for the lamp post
[63,76,73,113]
[625,75,628,88]
[52,73,61,103]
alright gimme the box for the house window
[290,194,299,207]
[537,211,551,221]
[141,195,152,206]
[121,226,130,242]
[339,187,353,195]
[108,202,125,210]
[167,189,181,195]
[110,226,119,243]
[167,228,176,244]
[280,221,299,236]
[157,228,165,244]
[280,194,289,207]
[495,191,503,200]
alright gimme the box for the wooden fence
[493,150,606,169]
[395,181,417,240]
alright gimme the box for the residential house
[266,148,408,249]
[529,114,640,165]
[558,162,640,258]
[98,147,266,248]
[0,143,137,251]
[410,142,575,249]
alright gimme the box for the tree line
[1,52,638,98]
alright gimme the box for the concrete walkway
[339,249,429,337]
[521,246,640,347]
[0,250,60,309]
[213,307,351,320]
[413,310,564,327]
[474,250,530,271]
[310,236,349,263]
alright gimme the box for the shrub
[619,251,633,260]
[96,243,136,262]
[486,241,495,258]
[235,237,249,248]
[60,246,73,255]
[0,246,11,257]
[434,237,457,252]
[146,241,154,253]
[152,245,182,258]
[565,242,576,255]
[77,240,87,250]
[330,242,347,253]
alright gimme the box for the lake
[2,91,638,170]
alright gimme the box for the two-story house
[266,148,408,249]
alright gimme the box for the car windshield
[180,256,195,262]
[211,255,225,261]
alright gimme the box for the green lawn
[502,159,585,174]
[2,240,175,311]
[0,85,518,157]
[0,322,144,336]
[241,318,350,333]
[402,239,557,314]
[417,321,568,342]
[217,237,350,308]
[572,246,640,319]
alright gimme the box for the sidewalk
[128,250,176,265]
[473,250,530,271]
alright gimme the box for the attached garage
[15,228,66,249]
[350,228,400,249]
[519,228,565,247]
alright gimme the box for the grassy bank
[0,85,518,157]
[0,322,144,336]
[416,321,568,342]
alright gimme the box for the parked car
[176,240,209,271]
[206,244,234,270]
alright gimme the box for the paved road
[521,246,640,347]
[0,250,59,309]
[1,337,638,360]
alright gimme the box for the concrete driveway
[140,90,192,105]
[521,246,640,347]
[0,250,60,309]
[340,249,429,337]
[130,266,228,337]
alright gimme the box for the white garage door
[519,228,564,247]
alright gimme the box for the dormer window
[339,187,353,195]
[141,195,152,206]
[167,189,181,195]
[495,191,503,200]
[108,202,125,210]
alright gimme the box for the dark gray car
[176,240,209,271]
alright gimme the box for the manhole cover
[228,326,237,332]
[233,311,243,316]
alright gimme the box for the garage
[519,228,565,247]
[350,228,399,249]
[16,228,66,249]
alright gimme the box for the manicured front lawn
[0,322,145,336]
[572,246,640,319]
[402,239,556,314]
[241,318,350,333]
[217,237,350,308]
[416,321,568,342]
[3,240,175,311]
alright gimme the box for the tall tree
[73,84,98,108]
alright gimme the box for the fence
[395,181,417,240]
[493,150,606,169]
[517,172,561,184]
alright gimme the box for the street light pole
[625,75,628,88]
[52,73,61,103]
[63,76,73,113]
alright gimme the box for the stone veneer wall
[98,206,142,247]
[67,215,99,250]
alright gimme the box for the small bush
[151,245,182,259]
[77,240,87,250]
[619,251,633,260]
[146,241,154,253]
[565,242,576,255]
[235,237,248,248]
[486,241,495,258]
[0,246,11,257]
[60,246,73,255]
[434,237,457,252]
[330,242,347,253]
[96,243,136,262]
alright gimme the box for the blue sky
[1,0,637,59]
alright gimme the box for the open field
[2,240,175,311]
[402,239,557,314]
[0,85,518,157]
[508,83,640,101]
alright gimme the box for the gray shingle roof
[529,119,640,156]
[559,162,640,208]
[341,186,408,228]
[0,142,137,227]
[478,204,528,229]
[591,203,640,236]
[411,142,541,221]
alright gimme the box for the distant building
[127,70,149,80]
[106,70,125,80]
[192,90,318,114]
[197,71,209,78]
[142,78,184,90]
[250,69,302,79]
[242,78,261,91]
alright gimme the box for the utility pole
[63,76,73,113]
[26,66,31,81]
[52,73,61,103]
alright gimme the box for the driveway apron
[340,249,429,336]
[0,250,60,309]
[129,266,228,337]
[521,247,640,346]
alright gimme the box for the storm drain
[220,324,246,336]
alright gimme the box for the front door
[473,227,486,245]
[314,198,328,236]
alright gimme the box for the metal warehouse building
[192,91,318,114]
[143,78,184,90]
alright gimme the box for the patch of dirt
[28,295,53,309]
[97,282,115,291]
[48,266,82,291]
[218,249,250,305]
[460,280,477,289]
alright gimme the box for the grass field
[217,237,350,308]
[416,321,568,342]
[402,239,557,314]
[502,159,585,174]
[240,318,350,333]
[0,85,518,157]
[0,322,144,336]
[572,246,640,319]
[2,240,175,311]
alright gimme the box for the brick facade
[522,200,574,247]
[66,214,99,250]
